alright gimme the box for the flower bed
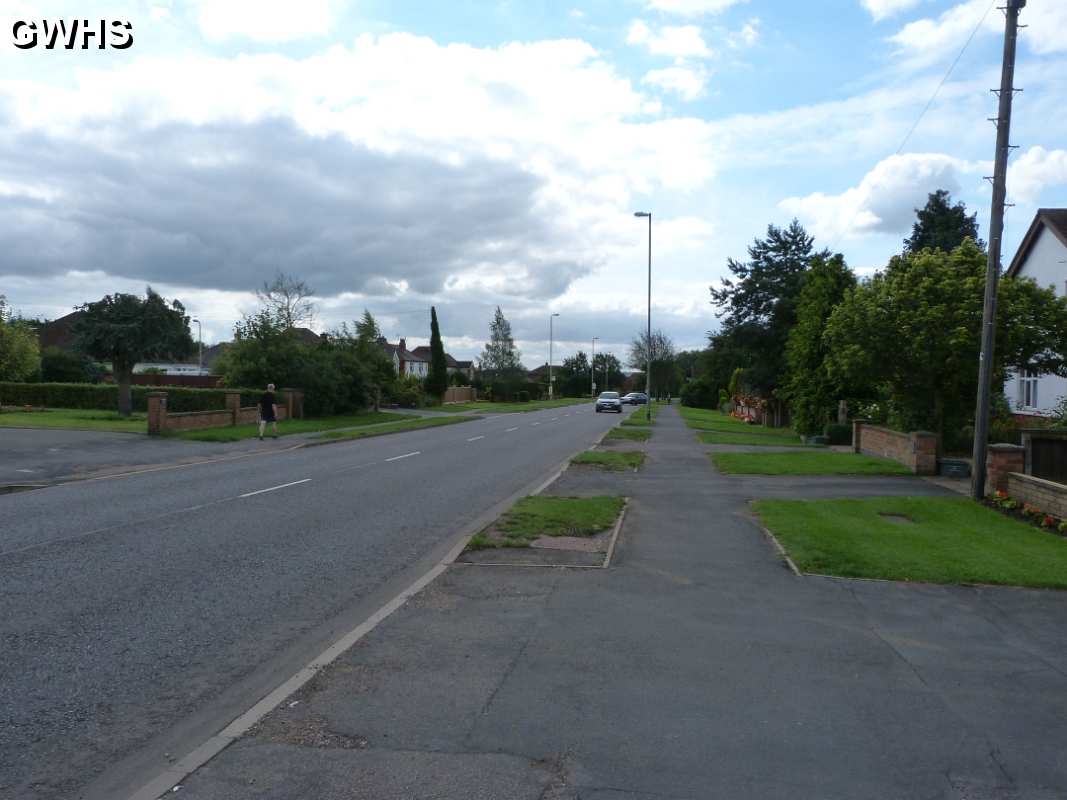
[988,490,1067,538]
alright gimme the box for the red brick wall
[986,444,1024,494]
[1007,473,1067,518]
[147,391,289,435]
[853,423,937,474]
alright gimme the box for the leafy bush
[0,382,256,412]
[517,390,530,402]
[824,423,852,446]
[40,347,100,383]
[388,376,423,408]
[680,376,717,409]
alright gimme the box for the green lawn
[170,411,417,442]
[571,450,645,471]
[621,404,657,426]
[468,495,625,549]
[316,414,479,441]
[699,430,814,447]
[712,450,911,475]
[436,397,589,414]
[678,406,770,433]
[0,408,147,433]
[754,496,1067,589]
[605,426,652,442]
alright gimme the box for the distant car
[595,391,623,413]
[621,392,649,405]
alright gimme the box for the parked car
[595,391,623,413]
[621,392,649,405]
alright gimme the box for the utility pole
[634,211,652,422]
[972,0,1025,500]
[591,336,598,396]
[192,318,203,375]
[548,313,560,400]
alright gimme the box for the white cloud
[190,0,340,43]
[641,65,709,101]
[889,0,1067,66]
[645,0,746,16]
[779,153,977,241]
[726,18,760,49]
[1009,146,1067,205]
[861,0,920,23]
[627,20,713,58]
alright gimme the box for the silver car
[595,391,623,413]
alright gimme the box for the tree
[592,352,624,391]
[0,296,41,382]
[426,306,449,399]
[825,239,1067,450]
[557,351,591,397]
[40,346,99,383]
[782,255,858,436]
[904,190,983,254]
[256,271,316,328]
[478,307,523,374]
[351,309,395,410]
[709,220,827,396]
[75,289,194,416]
[628,329,677,397]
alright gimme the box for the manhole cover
[879,512,914,525]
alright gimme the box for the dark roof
[408,346,434,363]
[291,327,325,344]
[453,360,473,369]
[36,310,84,351]
[1006,208,1067,277]
[378,339,426,363]
[528,364,550,380]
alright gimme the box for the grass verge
[468,495,625,549]
[605,427,652,442]
[0,408,147,433]
[699,430,814,448]
[317,414,479,441]
[712,450,911,475]
[436,397,589,414]
[171,411,417,442]
[621,404,657,426]
[754,496,1067,589]
[571,450,645,471]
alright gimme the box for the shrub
[824,423,852,446]
[0,382,257,412]
[389,377,423,408]
[517,390,530,402]
[40,347,100,383]
[680,376,717,409]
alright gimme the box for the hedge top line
[0,381,262,413]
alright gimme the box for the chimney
[398,338,406,353]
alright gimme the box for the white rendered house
[1003,209,1067,418]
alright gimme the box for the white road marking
[239,479,311,498]
[466,436,485,442]
[532,422,541,426]
[506,427,519,432]
[551,417,560,422]
[386,451,420,462]
[16,469,36,473]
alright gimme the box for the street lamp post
[591,336,599,396]
[548,313,560,400]
[634,211,652,422]
[192,318,203,375]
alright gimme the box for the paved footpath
[173,406,1067,800]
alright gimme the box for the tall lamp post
[591,336,599,396]
[634,211,652,422]
[548,312,560,400]
[192,318,203,375]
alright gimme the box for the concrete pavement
[0,404,617,800]
[171,405,1067,799]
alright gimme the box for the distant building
[378,337,429,379]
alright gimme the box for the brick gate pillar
[225,391,242,426]
[147,391,168,436]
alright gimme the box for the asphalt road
[0,403,620,800]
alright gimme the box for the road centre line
[239,479,311,499]
[467,436,485,442]
[532,422,541,426]
[385,451,420,462]
[506,427,519,432]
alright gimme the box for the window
[1018,371,1039,409]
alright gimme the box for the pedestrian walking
[259,383,279,440]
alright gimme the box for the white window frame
[1018,370,1039,410]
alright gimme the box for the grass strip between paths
[699,430,815,448]
[571,450,645,471]
[0,408,148,434]
[435,398,589,414]
[317,414,480,441]
[713,450,911,475]
[171,411,418,442]
[468,495,625,549]
[754,496,1067,589]
[605,426,652,442]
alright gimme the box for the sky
[2,0,1066,368]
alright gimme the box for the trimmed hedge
[0,382,259,413]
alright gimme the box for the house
[408,347,475,382]
[378,337,429,379]
[1003,208,1067,418]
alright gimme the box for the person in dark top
[258,383,278,441]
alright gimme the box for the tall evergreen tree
[478,306,523,374]
[426,306,449,399]
[904,189,983,254]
